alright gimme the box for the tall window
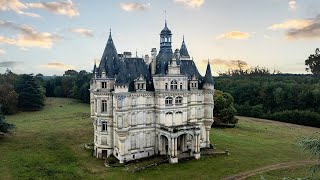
[165,97,173,105]
[165,83,168,90]
[101,82,107,89]
[131,135,137,149]
[145,133,151,147]
[171,80,178,90]
[101,100,107,113]
[175,96,183,105]
[180,83,183,90]
[101,121,107,131]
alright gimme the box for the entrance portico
[156,123,201,163]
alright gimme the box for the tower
[160,20,172,52]
[203,61,215,148]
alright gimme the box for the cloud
[70,28,93,37]
[288,0,296,11]
[0,0,79,18]
[39,62,75,70]
[270,15,320,40]
[119,2,151,12]
[0,20,60,48]
[27,0,79,17]
[203,59,250,70]
[0,48,5,54]
[216,31,251,40]
[269,19,312,30]
[0,0,40,17]
[0,61,22,68]
[174,0,205,8]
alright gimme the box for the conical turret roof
[179,36,190,58]
[204,61,214,84]
[98,30,119,77]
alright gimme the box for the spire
[204,61,214,85]
[180,35,190,58]
[98,28,118,78]
[165,10,167,27]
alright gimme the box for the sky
[0,0,320,76]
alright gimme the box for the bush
[0,115,14,133]
[268,110,320,127]
[213,90,238,126]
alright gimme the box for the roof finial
[109,28,111,36]
[183,35,185,41]
[208,59,210,64]
[165,10,167,27]
[136,49,138,57]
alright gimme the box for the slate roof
[204,62,214,85]
[179,37,190,58]
[160,21,172,35]
[98,32,119,78]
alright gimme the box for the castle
[90,21,215,163]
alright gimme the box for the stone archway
[159,135,169,155]
[176,133,193,154]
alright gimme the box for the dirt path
[223,160,317,180]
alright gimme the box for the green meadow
[0,98,319,180]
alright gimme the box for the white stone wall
[90,73,214,162]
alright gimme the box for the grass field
[1,97,319,180]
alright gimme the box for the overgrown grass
[0,98,319,179]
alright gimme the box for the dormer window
[171,80,177,90]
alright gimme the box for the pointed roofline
[204,60,214,85]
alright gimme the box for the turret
[160,20,172,51]
[179,36,190,59]
[98,29,119,78]
[203,61,214,90]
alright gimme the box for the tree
[15,74,45,111]
[64,70,78,76]
[0,70,18,114]
[305,48,320,75]
[298,137,320,177]
[0,115,14,133]
[213,90,238,126]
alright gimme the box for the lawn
[0,97,319,179]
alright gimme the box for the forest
[215,74,320,127]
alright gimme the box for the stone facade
[90,22,215,163]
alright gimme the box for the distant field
[0,98,319,179]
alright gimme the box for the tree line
[0,69,91,115]
[215,74,320,127]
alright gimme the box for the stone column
[206,127,210,148]
[119,136,126,163]
[174,138,177,157]
[171,138,174,157]
[194,134,201,160]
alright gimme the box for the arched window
[175,96,183,105]
[165,97,173,105]
[165,83,168,90]
[171,80,178,90]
